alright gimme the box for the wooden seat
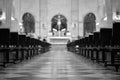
[0,28,10,67]
[9,32,19,63]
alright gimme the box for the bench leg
[115,66,119,72]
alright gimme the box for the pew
[66,23,120,71]
[93,32,100,46]
[0,28,51,68]
[9,32,19,63]
[97,25,120,71]
[26,36,32,59]
[92,32,100,62]
[0,29,10,67]
[95,28,112,64]
[104,22,120,71]
[18,34,27,61]
[87,35,94,59]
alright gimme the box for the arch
[51,14,67,31]
[22,12,35,34]
[83,12,96,36]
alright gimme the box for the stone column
[39,0,41,37]
[40,0,48,39]
[105,0,113,28]
[5,0,13,28]
[71,0,79,39]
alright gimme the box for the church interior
[0,0,120,80]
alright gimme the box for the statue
[51,13,67,36]
[57,15,61,31]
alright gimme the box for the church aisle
[0,45,120,80]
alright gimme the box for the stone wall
[0,0,117,39]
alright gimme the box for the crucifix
[57,14,61,37]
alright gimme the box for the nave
[0,45,120,80]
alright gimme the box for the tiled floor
[0,45,120,80]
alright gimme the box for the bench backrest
[100,28,112,46]
[0,29,10,46]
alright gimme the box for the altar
[47,13,72,44]
[47,32,71,44]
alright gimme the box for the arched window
[83,13,96,36]
[22,12,35,34]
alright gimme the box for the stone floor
[0,45,120,80]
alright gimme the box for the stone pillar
[71,0,79,39]
[105,0,113,28]
[40,0,48,39]
[39,0,41,37]
[5,0,13,28]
